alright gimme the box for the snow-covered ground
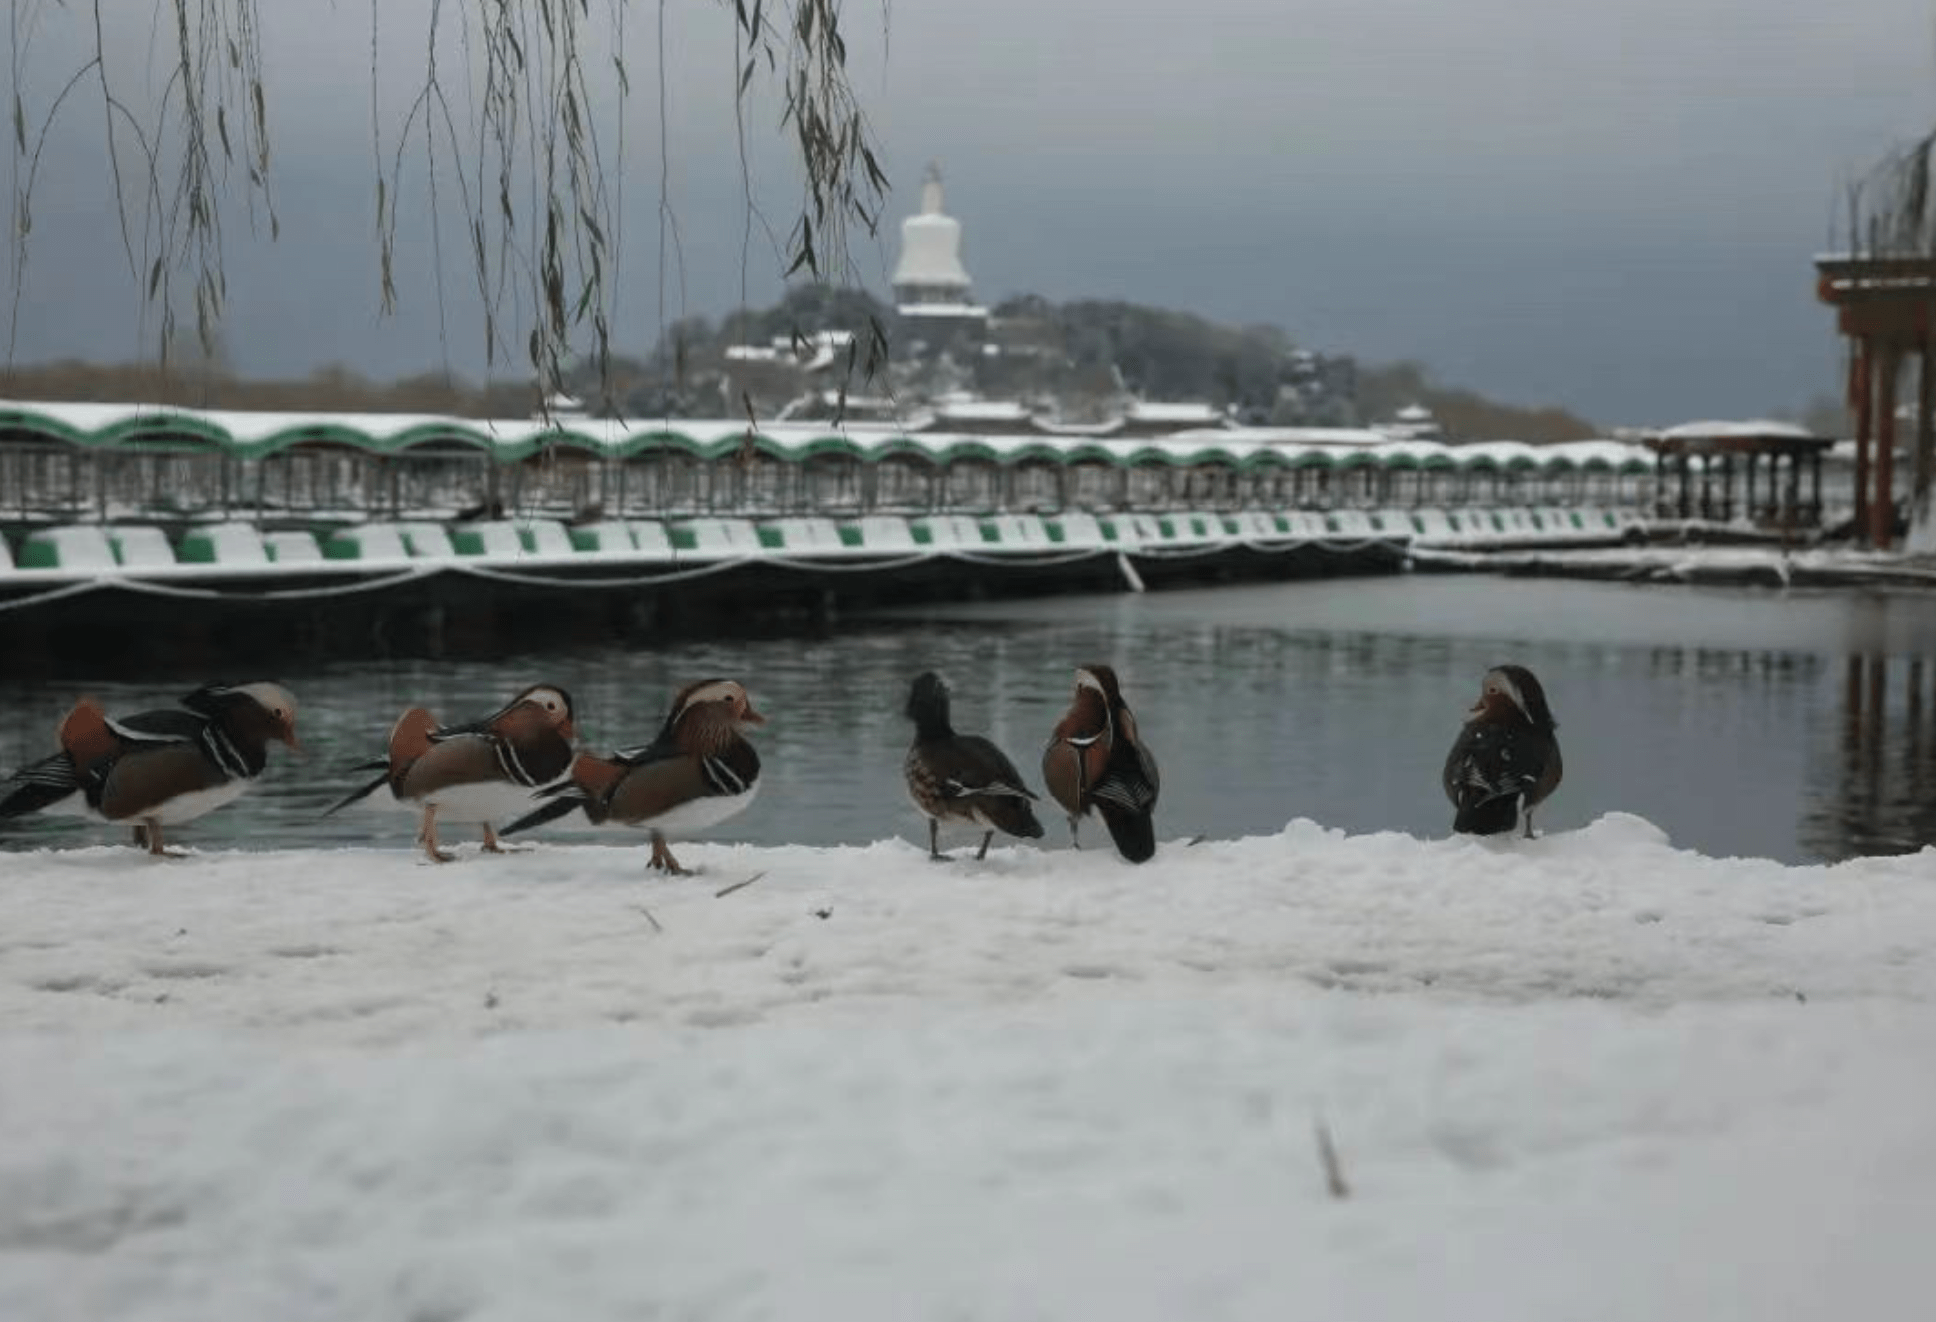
[1413,541,1936,589]
[4,814,1935,1321]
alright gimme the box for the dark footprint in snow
[30,972,101,994]
[141,961,229,981]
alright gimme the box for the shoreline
[1411,543,1936,590]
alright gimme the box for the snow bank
[3,814,1934,1321]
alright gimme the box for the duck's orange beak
[741,703,768,726]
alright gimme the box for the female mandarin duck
[326,683,577,862]
[0,682,299,855]
[1041,664,1160,863]
[902,671,1044,862]
[503,678,764,875]
[1442,664,1563,838]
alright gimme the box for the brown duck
[1442,664,1563,838]
[0,682,300,855]
[903,670,1044,862]
[1041,664,1160,863]
[326,683,577,862]
[502,678,764,875]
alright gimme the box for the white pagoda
[891,163,990,342]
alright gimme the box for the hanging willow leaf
[9,0,891,407]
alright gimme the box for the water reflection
[1800,653,1936,860]
[1,577,1933,865]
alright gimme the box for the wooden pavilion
[1815,254,1936,550]
[1645,421,1832,530]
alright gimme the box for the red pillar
[1876,351,1899,549]
[1851,345,1872,541]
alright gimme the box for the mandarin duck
[0,682,299,855]
[502,678,764,875]
[1041,664,1161,863]
[902,671,1045,862]
[1442,664,1563,839]
[326,683,576,862]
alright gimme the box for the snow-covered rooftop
[1655,419,1818,442]
[1126,400,1227,423]
[896,302,991,319]
[934,399,1035,421]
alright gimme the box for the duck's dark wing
[322,767,392,817]
[599,738,761,829]
[1092,730,1159,863]
[700,738,761,799]
[612,731,682,768]
[614,728,758,794]
[498,730,575,789]
[928,734,1044,839]
[502,778,597,835]
[1093,733,1159,816]
[1444,721,1554,834]
[0,750,83,818]
[426,714,500,743]
[930,735,1037,800]
[139,707,263,781]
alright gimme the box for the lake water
[4,575,1936,864]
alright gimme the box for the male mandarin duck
[326,683,577,862]
[902,671,1044,862]
[1442,664,1563,838]
[502,678,764,875]
[0,682,299,855]
[1041,664,1160,864]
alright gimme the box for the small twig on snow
[713,870,768,899]
[634,904,664,933]
[1314,1117,1351,1200]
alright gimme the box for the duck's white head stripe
[676,681,746,722]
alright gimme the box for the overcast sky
[7,0,1936,425]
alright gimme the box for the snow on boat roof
[0,399,1656,471]
[1169,426,1389,448]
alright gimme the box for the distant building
[1119,399,1230,436]
[891,164,991,349]
[1275,350,1358,426]
[722,329,855,372]
[925,393,1043,435]
[1375,402,1446,441]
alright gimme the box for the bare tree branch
[6,0,892,408]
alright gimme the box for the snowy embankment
[1413,542,1936,589]
[4,814,1935,1321]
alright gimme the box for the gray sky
[7,0,1936,425]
